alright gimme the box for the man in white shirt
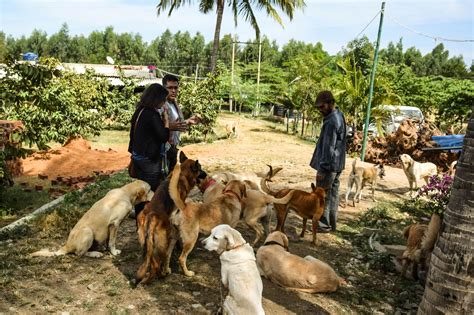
[162,74,200,172]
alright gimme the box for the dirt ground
[1,113,416,314]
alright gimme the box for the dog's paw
[110,249,121,256]
[184,270,195,277]
[162,267,172,276]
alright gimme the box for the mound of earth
[21,137,129,179]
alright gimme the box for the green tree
[26,29,48,58]
[46,23,70,61]
[156,0,305,72]
[342,36,374,75]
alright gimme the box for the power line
[388,16,474,43]
[155,67,207,80]
[315,9,381,74]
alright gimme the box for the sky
[1,0,473,65]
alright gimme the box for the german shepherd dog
[135,151,205,285]
[261,179,326,245]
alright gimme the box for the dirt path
[1,113,413,314]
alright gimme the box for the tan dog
[400,153,438,196]
[200,175,294,245]
[170,162,248,276]
[257,231,344,293]
[212,164,283,191]
[262,179,326,245]
[401,214,441,280]
[225,121,238,138]
[135,152,205,284]
[343,159,385,207]
[203,225,265,315]
[31,180,153,258]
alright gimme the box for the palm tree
[156,0,306,72]
[417,109,474,314]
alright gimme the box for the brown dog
[261,179,326,245]
[135,151,204,284]
[401,214,441,280]
[170,162,248,276]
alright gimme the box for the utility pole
[255,38,262,116]
[230,36,236,112]
[361,1,385,161]
[194,64,199,84]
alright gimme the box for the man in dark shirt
[309,91,347,232]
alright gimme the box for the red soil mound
[21,138,129,179]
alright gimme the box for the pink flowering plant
[416,174,454,216]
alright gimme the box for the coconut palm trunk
[210,0,224,72]
[417,109,474,314]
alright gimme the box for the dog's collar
[223,190,241,202]
[199,178,217,193]
[263,240,288,251]
[221,242,248,255]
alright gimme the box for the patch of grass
[87,130,129,150]
[0,184,52,219]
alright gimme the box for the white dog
[400,154,438,196]
[202,224,265,315]
[31,180,153,258]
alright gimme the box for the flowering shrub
[416,174,454,216]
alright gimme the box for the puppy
[344,159,385,207]
[31,180,153,258]
[170,161,248,276]
[203,225,265,315]
[400,153,438,196]
[257,231,344,293]
[261,179,326,245]
[135,151,205,284]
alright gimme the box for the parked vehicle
[367,105,424,136]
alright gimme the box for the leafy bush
[0,57,108,149]
[179,73,222,141]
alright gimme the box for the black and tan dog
[261,179,326,245]
[135,151,205,285]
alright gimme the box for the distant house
[62,63,162,87]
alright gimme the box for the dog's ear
[191,160,201,173]
[316,187,326,199]
[179,151,188,163]
[280,232,289,250]
[311,182,316,192]
[240,182,247,198]
[224,228,244,250]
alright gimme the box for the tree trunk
[417,109,474,314]
[210,0,224,73]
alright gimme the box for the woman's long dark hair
[136,83,169,109]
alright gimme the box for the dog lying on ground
[31,180,153,258]
[203,224,265,315]
[343,159,385,207]
[261,179,326,245]
[199,175,294,245]
[212,164,283,191]
[170,161,248,276]
[401,214,441,280]
[257,231,345,293]
[400,153,438,196]
[135,151,205,284]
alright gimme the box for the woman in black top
[128,83,170,216]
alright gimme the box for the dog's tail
[260,178,278,196]
[169,156,186,211]
[351,158,358,175]
[265,189,294,205]
[30,246,68,257]
[421,213,441,254]
[265,164,283,180]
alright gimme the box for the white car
[367,105,424,136]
